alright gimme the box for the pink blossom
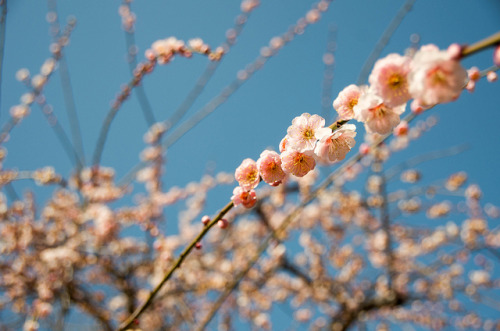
[231,186,257,208]
[447,43,462,60]
[314,124,357,164]
[467,66,481,81]
[333,84,362,120]
[359,143,370,155]
[279,136,288,153]
[494,45,500,67]
[354,88,406,135]
[286,113,330,151]
[487,71,498,82]
[408,44,467,106]
[280,149,316,177]
[369,53,411,107]
[234,158,260,191]
[256,150,286,185]
[393,120,409,136]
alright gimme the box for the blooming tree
[0,1,500,331]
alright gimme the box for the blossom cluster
[230,41,498,211]
[334,44,469,134]
[231,113,357,208]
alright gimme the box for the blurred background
[1,1,500,328]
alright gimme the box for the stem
[356,0,416,85]
[164,9,253,130]
[461,31,500,57]
[117,201,234,331]
[122,0,156,127]
[48,0,86,170]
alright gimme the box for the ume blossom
[286,113,331,151]
[354,88,406,135]
[256,150,286,185]
[408,44,467,106]
[314,124,357,164]
[235,158,260,191]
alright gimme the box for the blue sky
[1,0,500,329]
[3,1,499,202]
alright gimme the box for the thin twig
[321,25,337,123]
[48,0,86,170]
[356,0,416,85]
[462,31,500,57]
[385,144,469,181]
[164,10,253,130]
[117,201,234,331]
[122,0,156,127]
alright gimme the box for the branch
[356,0,416,85]
[117,201,234,331]
[164,8,255,130]
[48,0,86,170]
[122,0,156,127]
[329,291,409,331]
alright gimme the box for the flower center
[303,129,314,139]
[429,66,449,86]
[388,74,402,89]
[349,98,359,110]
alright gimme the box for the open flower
[314,124,356,164]
[286,113,330,151]
[280,149,316,177]
[235,158,260,191]
[257,150,286,185]
[369,53,411,107]
[333,84,362,120]
[231,186,257,208]
[354,88,406,135]
[409,44,467,106]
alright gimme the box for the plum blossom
[280,149,316,177]
[286,113,331,151]
[333,84,362,120]
[235,158,260,191]
[369,53,411,107]
[279,136,289,153]
[494,44,500,67]
[393,120,409,136]
[314,124,357,164]
[354,88,406,135]
[408,44,467,106]
[256,150,286,185]
[231,186,257,208]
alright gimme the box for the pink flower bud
[218,218,229,229]
[201,215,210,225]
[487,71,498,82]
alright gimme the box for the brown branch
[329,291,409,331]
[461,31,500,57]
[67,282,113,331]
[117,201,234,331]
